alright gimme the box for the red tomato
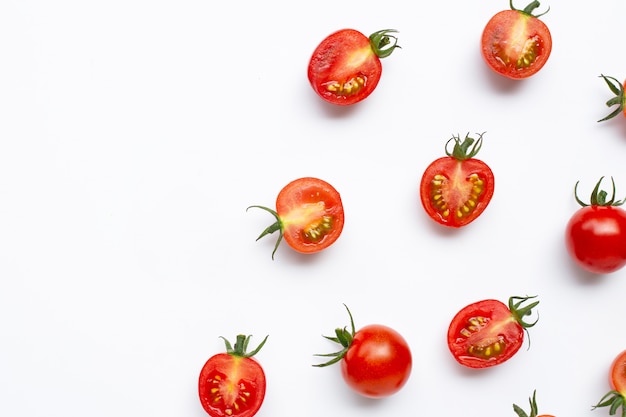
[598,74,626,122]
[314,305,412,398]
[513,390,554,417]
[419,132,495,228]
[308,28,400,105]
[565,177,626,274]
[447,296,539,369]
[248,177,344,259]
[481,1,552,79]
[593,350,626,416]
[198,334,268,417]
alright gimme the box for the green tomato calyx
[445,132,486,161]
[574,177,626,207]
[592,390,626,417]
[598,74,625,122]
[369,29,400,59]
[512,0,550,18]
[509,295,540,329]
[313,304,356,367]
[513,390,542,417]
[221,334,268,358]
[247,205,284,260]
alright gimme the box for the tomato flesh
[420,157,494,227]
[481,10,552,79]
[308,29,382,105]
[565,206,626,274]
[610,350,626,395]
[198,353,266,417]
[447,299,523,368]
[276,177,344,253]
[341,324,412,398]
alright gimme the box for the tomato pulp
[481,1,552,79]
[308,29,399,105]
[248,177,344,259]
[447,296,539,369]
[420,133,494,228]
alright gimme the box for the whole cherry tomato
[513,390,555,417]
[419,132,495,228]
[314,304,412,398]
[565,177,626,274]
[248,177,345,259]
[598,74,626,122]
[198,334,268,417]
[593,350,626,417]
[447,296,539,369]
[481,0,552,79]
[308,28,400,105]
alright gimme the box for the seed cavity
[303,215,334,242]
[325,75,367,97]
[429,173,485,219]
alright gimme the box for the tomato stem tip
[368,29,401,59]
[511,0,550,18]
[220,334,269,358]
[574,177,626,207]
[513,390,541,417]
[313,304,356,368]
[445,132,486,161]
[592,390,626,417]
[598,74,625,122]
[247,205,284,260]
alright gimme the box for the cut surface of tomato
[248,177,344,259]
[308,29,399,105]
[481,2,552,79]
[420,133,494,228]
[447,296,539,369]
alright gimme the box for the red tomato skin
[276,177,344,254]
[340,324,412,398]
[198,353,266,417]
[420,157,495,228]
[610,350,626,395]
[308,29,381,105]
[565,206,626,274]
[481,10,552,79]
[447,299,523,369]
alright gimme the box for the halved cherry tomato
[447,296,539,369]
[198,334,268,417]
[513,390,555,417]
[564,177,626,274]
[314,304,412,398]
[308,29,400,106]
[248,177,344,259]
[592,350,626,416]
[598,74,626,122]
[419,132,495,228]
[481,0,552,79]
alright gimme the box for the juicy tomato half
[308,28,400,105]
[447,296,539,369]
[593,350,626,416]
[248,177,344,259]
[513,390,555,417]
[598,74,626,122]
[314,304,412,398]
[198,335,268,417]
[420,132,495,228]
[481,0,552,79]
[565,177,626,274]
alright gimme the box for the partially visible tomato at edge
[308,28,400,105]
[481,0,552,79]
[248,177,345,259]
[198,335,268,417]
[597,74,626,122]
[592,350,626,417]
[565,177,626,274]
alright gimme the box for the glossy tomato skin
[308,29,382,105]
[420,156,495,228]
[198,353,266,417]
[481,9,552,79]
[341,324,412,398]
[565,206,626,274]
[447,299,523,369]
[276,177,344,254]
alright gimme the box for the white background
[1,0,626,416]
